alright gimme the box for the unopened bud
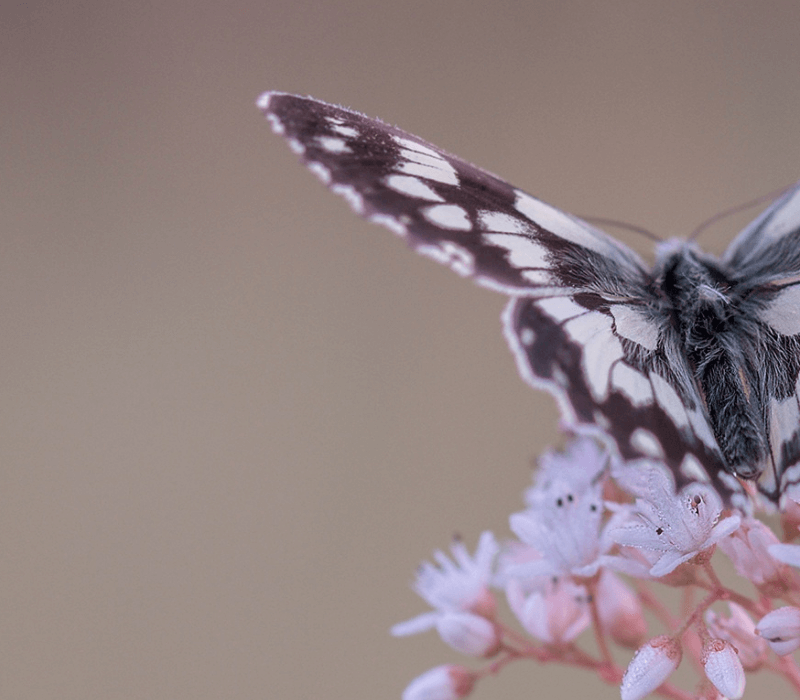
[756,606,800,656]
[621,635,682,700]
[703,639,746,699]
[402,665,476,700]
[435,612,500,657]
[595,570,647,649]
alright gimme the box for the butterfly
[258,91,800,506]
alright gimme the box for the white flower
[392,532,499,650]
[401,665,476,700]
[608,467,740,577]
[505,576,590,645]
[492,539,549,593]
[621,635,682,700]
[525,437,607,507]
[508,480,608,579]
[703,639,746,699]
[756,606,800,656]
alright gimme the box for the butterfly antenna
[688,181,798,243]
[581,216,663,243]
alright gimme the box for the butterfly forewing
[260,92,648,298]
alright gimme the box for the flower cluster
[392,437,800,699]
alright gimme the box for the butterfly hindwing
[504,295,734,496]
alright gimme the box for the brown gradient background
[4,2,800,699]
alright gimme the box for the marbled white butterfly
[259,91,800,505]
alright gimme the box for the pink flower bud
[719,517,793,595]
[402,665,476,700]
[435,612,500,657]
[756,606,800,656]
[595,570,647,649]
[703,639,746,699]
[621,635,682,700]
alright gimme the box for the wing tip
[255,91,274,111]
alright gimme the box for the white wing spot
[520,328,535,346]
[759,285,800,335]
[552,367,569,388]
[769,396,800,464]
[649,372,689,429]
[535,297,586,322]
[370,213,407,237]
[308,161,331,184]
[330,124,359,138]
[287,138,305,155]
[630,429,664,458]
[256,92,272,110]
[417,242,475,276]
[396,146,459,184]
[593,411,611,430]
[609,305,661,351]
[399,148,448,169]
[687,407,718,450]
[563,312,622,401]
[482,233,550,269]
[513,190,628,261]
[422,204,472,231]
[393,136,441,159]
[265,113,285,135]
[680,454,710,483]
[331,183,364,213]
[384,174,444,202]
[478,210,529,234]
[521,270,556,285]
[316,135,351,154]
[760,187,800,243]
[395,159,459,186]
[611,363,653,406]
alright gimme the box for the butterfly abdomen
[661,247,767,479]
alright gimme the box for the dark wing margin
[258,92,649,299]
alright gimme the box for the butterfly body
[260,91,800,504]
[652,242,771,480]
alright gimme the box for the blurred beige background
[3,2,800,698]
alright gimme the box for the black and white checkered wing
[259,92,647,297]
[259,92,734,497]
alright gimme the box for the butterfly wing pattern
[259,91,800,504]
